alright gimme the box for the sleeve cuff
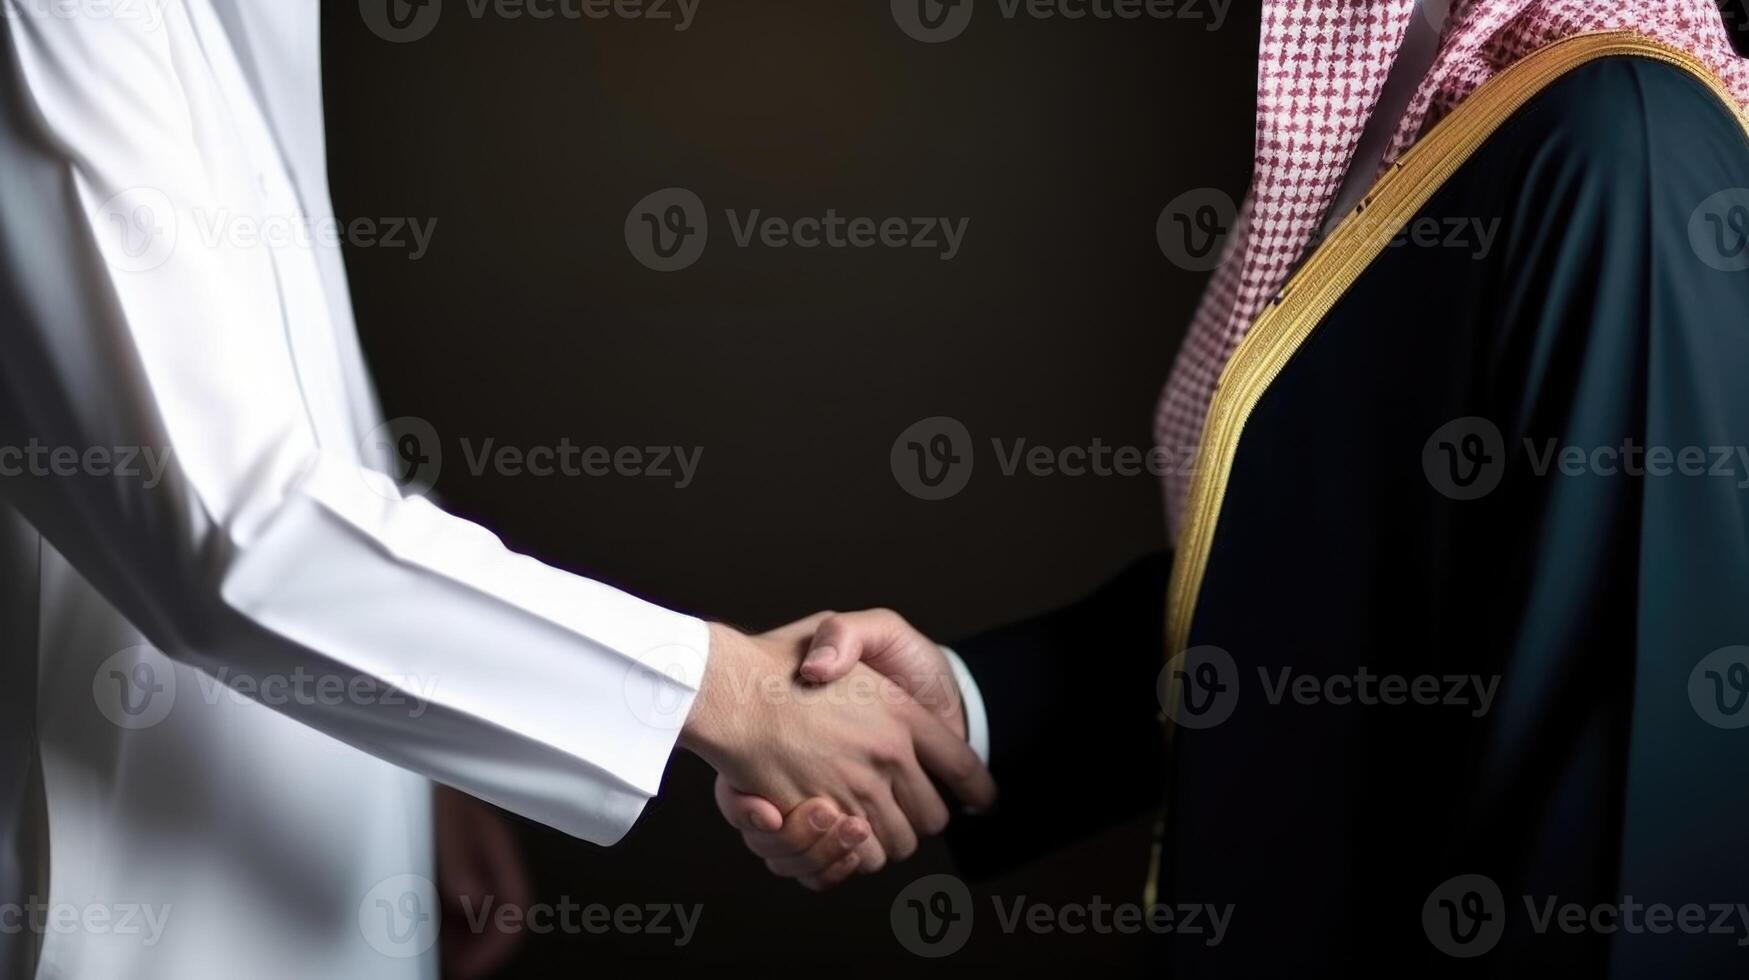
[941,645,989,766]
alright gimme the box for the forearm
[0,8,708,847]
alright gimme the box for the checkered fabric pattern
[1157,0,1749,541]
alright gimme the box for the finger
[714,776,784,833]
[800,850,863,892]
[762,610,838,648]
[766,813,871,877]
[802,609,907,684]
[850,833,887,873]
[909,707,999,813]
[740,798,843,860]
[860,787,919,863]
[891,755,952,839]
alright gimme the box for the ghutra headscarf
[1157,0,1749,539]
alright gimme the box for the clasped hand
[680,610,991,890]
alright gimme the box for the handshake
[679,610,994,891]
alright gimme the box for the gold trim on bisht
[1145,32,1749,911]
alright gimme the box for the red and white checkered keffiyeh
[1157,0,1749,540]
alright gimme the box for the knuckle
[852,773,888,800]
[943,755,978,785]
[868,741,906,770]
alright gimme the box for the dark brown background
[325,1,1260,974]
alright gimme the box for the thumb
[714,775,785,833]
[800,609,918,685]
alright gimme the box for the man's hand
[709,609,983,889]
[681,616,995,869]
[800,609,966,738]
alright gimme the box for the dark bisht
[1159,35,1749,978]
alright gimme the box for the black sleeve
[944,551,1172,879]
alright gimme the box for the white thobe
[0,2,710,977]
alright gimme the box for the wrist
[680,623,761,763]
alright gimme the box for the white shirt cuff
[941,646,990,766]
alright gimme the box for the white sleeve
[941,647,990,765]
[0,3,705,845]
